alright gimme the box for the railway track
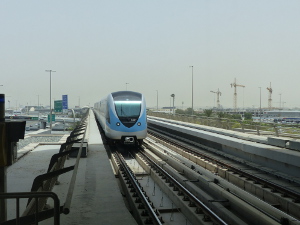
[145,127,300,225]
[97,116,300,224]
[112,149,164,225]
[110,146,227,225]
[110,138,299,224]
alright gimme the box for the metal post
[156,90,158,110]
[171,94,175,115]
[259,87,261,123]
[0,166,6,223]
[189,66,193,115]
[45,70,56,133]
[37,95,40,119]
[0,94,4,121]
[0,93,7,223]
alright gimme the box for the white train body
[94,91,147,144]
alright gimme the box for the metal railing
[0,192,60,225]
[148,111,300,139]
[1,109,90,225]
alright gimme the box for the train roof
[111,91,143,101]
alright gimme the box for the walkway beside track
[6,110,136,225]
[41,110,137,225]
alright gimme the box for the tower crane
[230,78,245,111]
[210,88,222,109]
[266,82,272,110]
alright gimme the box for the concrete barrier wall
[148,118,300,179]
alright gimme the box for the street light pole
[189,66,193,115]
[156,90,158,110]
[171,94,175,115]
[37,95,40,119]
[45,70,56,133]
[259,87,261,122]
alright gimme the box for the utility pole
[156,90,158,110]
[259,87,261,122]
[171,94,175,115]
[189,66,194,115]
[45,70,56,133]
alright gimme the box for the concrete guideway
[148,117,300,181]
[149,116,300,151]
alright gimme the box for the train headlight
[116,122,120,126]
[137,122,141,126]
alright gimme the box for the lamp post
[156,90,158,110]
[259,87,261,122]
[171,94,175,115]
[45,70,56,133]
[189,66,193,115]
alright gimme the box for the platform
[41,111,137,224]
[6,110,137,225]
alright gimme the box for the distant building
[263,110,300,118]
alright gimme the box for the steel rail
[138,149,228,225]
[115,151,163,225]
[148,128,300,203]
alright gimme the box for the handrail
[62,113,88,214]
[0,192,60,225]
[1,109,90,224]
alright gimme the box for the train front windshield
[115,101,141,118]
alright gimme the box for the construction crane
[266,82,272,110]
[210,89,222,109]
[230,78,245,111]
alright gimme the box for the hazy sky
[1,1,300,109]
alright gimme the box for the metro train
[94,91,147,145]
